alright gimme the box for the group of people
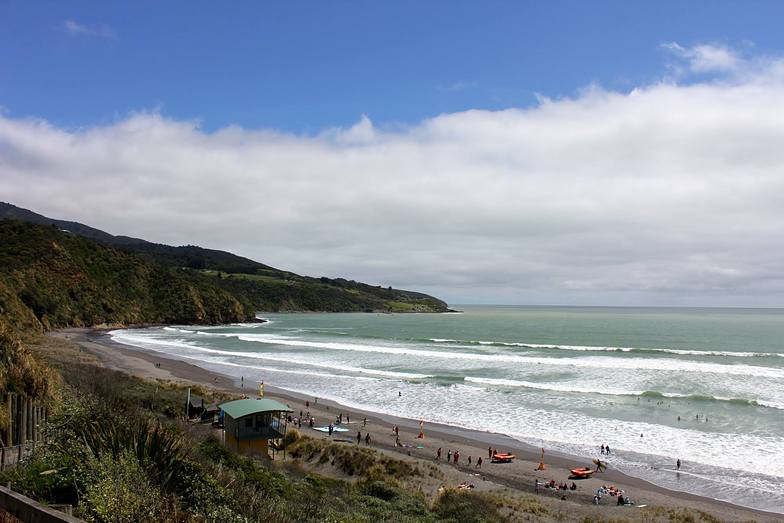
[435,447,485,468]
[294,410,315,429]
[356,431,371,445]
[593,485,633,506]
[536,479,576,492]
[439,447,486,468]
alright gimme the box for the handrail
[0,485,83,522]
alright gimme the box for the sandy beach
[43,328,784,522]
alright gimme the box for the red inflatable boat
[569,467,594,478]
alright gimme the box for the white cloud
[437,81,478,92]
[63,20,116,39]
[2,51,784,306]
[662,42,741,75]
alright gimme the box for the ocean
[110,305,784,513]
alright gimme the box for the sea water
[111,306,784,513]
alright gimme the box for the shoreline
[48,327,784,521]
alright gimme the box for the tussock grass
[287,435,421,479]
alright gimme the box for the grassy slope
[0,220,252,334]
[0,202,450,313]
[211,271,449,313]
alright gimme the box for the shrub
[432,488,506,523]
[357,480,399,501]
[81,451,168,523]
[282,428,300,448]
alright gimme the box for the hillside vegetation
[0,220,251,335]
[0,202,450,314]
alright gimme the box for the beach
[41,327,784,522]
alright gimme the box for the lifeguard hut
[219,398,292,457]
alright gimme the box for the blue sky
[2,1,783,132]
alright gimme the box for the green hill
[0,202,450,315]
[0,220,251,334]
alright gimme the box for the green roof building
[219,398,292,457]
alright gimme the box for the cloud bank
[2,44,784,306]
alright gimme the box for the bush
[81,451,168,523]
[282,428,300,448]
[357,480,400,501]
[432,488,505,523]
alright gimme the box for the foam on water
[231,334,784,378]
[430,338,782,358]
[464,376,784,410]
[111,331,432,380]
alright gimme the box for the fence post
[26,398,33,443]
[19,397,27,445]
[6,394,12,447]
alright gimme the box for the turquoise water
[112,306,784,513]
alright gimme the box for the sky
[2,1,784,306]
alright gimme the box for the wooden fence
[5,394,48,448]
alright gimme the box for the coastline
[47,327,784,522]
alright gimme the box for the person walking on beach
[395,425,399,436]
[676,458,681,470]
[476,457,482,468]
[436,447,442,460]
[363,417,367,427]
[488,446,493,459]
[468,456,472,466]
[357,431,361,444]
[447,449,452,462]
[454,450,460,464]
[328,423,334,436]
[534,479,540,493]
[365,433,371,445]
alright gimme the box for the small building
[185,395,206,419]
[202,402,220,423]
[219,398,292,456]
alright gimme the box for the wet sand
[44,328,784,522]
